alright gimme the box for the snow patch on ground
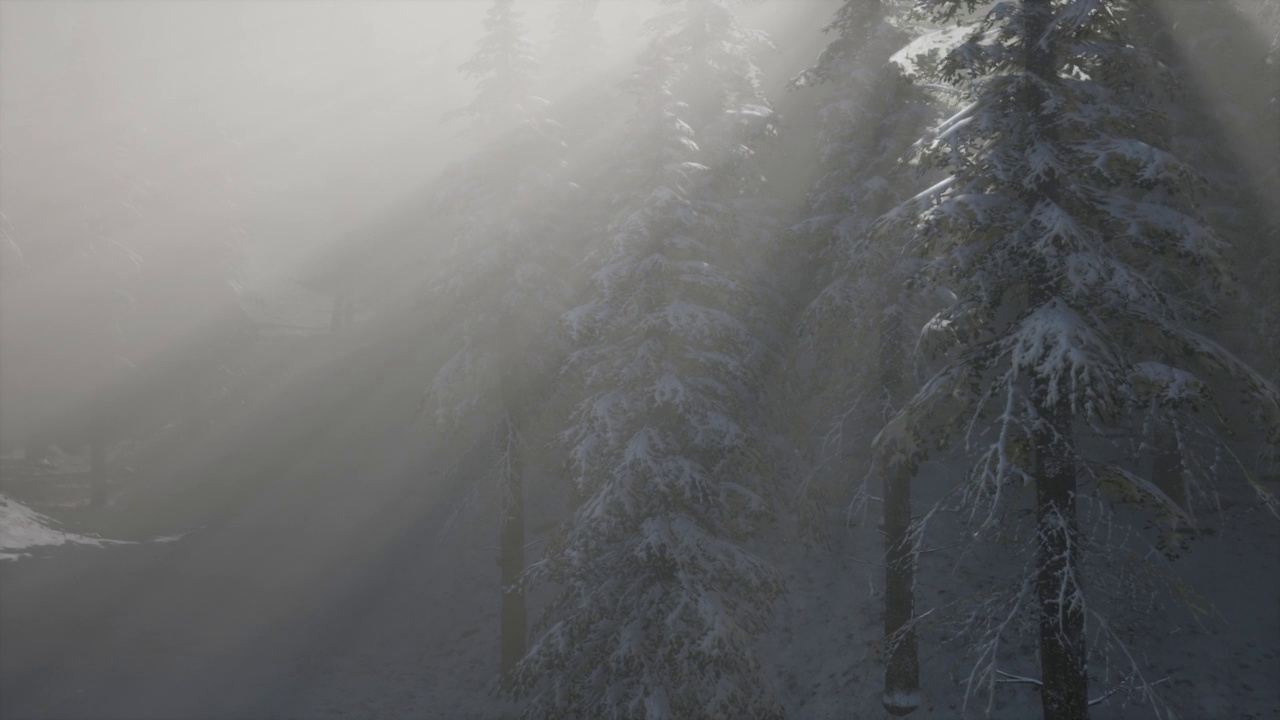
[0,494,118,561]
[882,689,924,715]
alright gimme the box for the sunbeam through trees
[1,2,1277,719]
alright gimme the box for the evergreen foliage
[428,0,572,429]
[788,2,936,712]
[514,2,785,718]
[789,0,935,491]
[426,0,575,684]
[881,0,1280,715]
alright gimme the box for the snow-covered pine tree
[426,0,573,685]
[881,0,1280,716]
[789,0,936,714]
[513,2,785,718]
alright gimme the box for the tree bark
[498,311,527,686]
[1032,380,1087,720]
[1151,426,1186,510]
[1022,1,1088,716]
[180,359,205,441]
[880,305,920,715]
[89,404,107,508]
[498,417,526,685]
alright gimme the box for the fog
[4,1,527,290]
[0,2,833,715]
[0,0,824,450]
[2,1,1277,718]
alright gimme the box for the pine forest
[1,2,1277,719]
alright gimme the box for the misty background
[1,1,1277,719]
[0,0,821,449]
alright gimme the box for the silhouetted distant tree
[425,0,574,686]
[790,0,935,712]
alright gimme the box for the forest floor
[759,465,1280,720]
[3,454,1276,719]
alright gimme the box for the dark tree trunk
[1151,426,1187,510]
[1032,381,1087,720]
[89,406,107,508]
[498,417,526,685]
[497,311,526,686]
[180,361,205,441]
[882,455,920,714]
[1023,2,1088,716]
[880,305,920,716]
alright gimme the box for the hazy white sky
[27,2,821,289]
[0,0,808,278]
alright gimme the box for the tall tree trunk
[89,404,107,508]
[1023,2,1087,716]
[1032,381,1087,720]
[1151,425,1187,510]
[880,304,920,715]
[180,360,205,441]
[498,312,526,685]
[498,417,526,685]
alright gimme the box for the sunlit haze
[1,1,1277,718]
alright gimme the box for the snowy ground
[4,470,1273,719]
[753,455,1280,720]
[0,494,117,562]
[3,424,1277,720]
[759,502,1279,719]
